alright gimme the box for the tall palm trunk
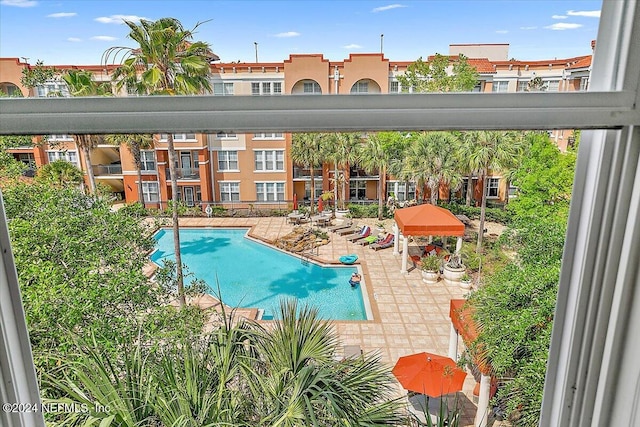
[333,162,339,214]
[78,136,96,194]
[167,134,185,306]
[377,165,386,220]
[430,181,439,205]
[476,169,488,254]
[309,166,315,214]
[130,142,145,204]
[466,173,474,206]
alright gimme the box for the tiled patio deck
[175,216,480,426]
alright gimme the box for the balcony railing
[92,164,122,175]
[165,167,200,180]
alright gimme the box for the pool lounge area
[153,216,478,425]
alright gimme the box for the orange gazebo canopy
[394,203,465,237]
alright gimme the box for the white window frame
[213,82,234,96]
[219,181,240,202]
[48,134,73,141]
[251,81,282,95]
[486,177,500,199]
[254,149,284,171]
[217,150,238,171]
[140,150,156,172]
[216,132,237,139]
[253,132,284,139]
[141,181,159,203]
[159,133,197,141]
[46,150,79,166]
[491,80,509,92]
[255,181,285,202]
[350,80,369,93]
[2,4,640,427]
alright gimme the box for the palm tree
[104,18,214,307]
[290,133,326,215]
[359,133,390,220]
[404,131,461,205]
[36,159,84,188]
[461,130,526,252]
[325,132,361,211]
[61,69,113,194]
[104,134,154,204]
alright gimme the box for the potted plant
[420,254,441,284]
[443,253,466,286]
[460,272,472,290]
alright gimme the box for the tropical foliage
[291,132,326,214]
[104,17,214,307]
[396,54,478,93]
[466,134,577,426]
[44,300,404,426]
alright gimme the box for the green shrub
[119,202,148,217]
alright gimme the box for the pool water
[151,228,368,320]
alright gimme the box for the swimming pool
[151,228,369,320]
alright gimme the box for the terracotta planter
[422,270,439,284]
[443,265,466,286]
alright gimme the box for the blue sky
[0,0,602,65]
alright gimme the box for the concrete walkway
[175,216,480,426]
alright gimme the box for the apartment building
[0,43,592,210]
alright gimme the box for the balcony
[293,167,312,179]
[92,164,122,176]
[165,167,200,180]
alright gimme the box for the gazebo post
[474,373,491,427]
[456,236,463,254]
[449,323,459,361]
[401,234,409,274]
[393,222,400,256]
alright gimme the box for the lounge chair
[345,226,371,242]
[358,234,380,246]
[327,219,353,232]
[335,224,363,236]
[370,234,394,250]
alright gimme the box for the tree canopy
[396,54,478,93]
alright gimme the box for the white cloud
[274,31,300,38]
[67,37,82,42]
[47,12,76,18]
[552,15,567,19]
[520,26,537,30]
[91,36,117,41]
[495,30,508,34]
[545,22,583,31]
[372,4,406,13]
[343,44,362,49]
[95,14,146,24]
[1,0,37,7]
[567,10,601,18]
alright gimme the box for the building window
[487,177,500,198]
[546,80,560,91]
[350,80,369,93]
[140,150,156,171]
[213,82,234,95]
[349,180,367,200]
[517,80,530,92]
[579,77,589,91]
[304,180,323,200]
[252,81,282,95]
[256,182,285,201]
[508,184,518,198]
[36,81,69,97]
[492,81,509,92]
[253,132,283,139]
[48,134,73,141]
[141,181,159,203]
[219,182,240,201]
[254,150,284,171]
[216,132,237,139]
[387,181,416,201]
[303,81,321,93]
[218,151,238,171]
[389,81,400,93]
[47,150,78,165]
[159,133,196,141]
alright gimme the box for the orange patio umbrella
[392,352,467,398]
[293,193,298,210]
[317,196,323,212]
